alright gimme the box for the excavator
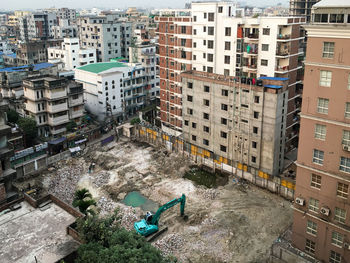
[134,194,186,241]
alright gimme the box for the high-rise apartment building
[292,1,350,262]
[290,0,321,22]
[77,14,132,62]
[156,2,305,152]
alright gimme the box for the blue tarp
[265,85,283,89]
[48,137,66,145]
[259,76,289,81]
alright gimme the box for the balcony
[48,114,69,126]
[51,127,67,135]
[47,103,68,113]
[244,34,259,42]
[276,49,290,57]
[275,65,290,74]
[70,109,84,119]
[277,34,291,41]
[45,90,67,100]
[69,98,84,107]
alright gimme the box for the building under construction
[182,71,289,176]
[290,0,321,22]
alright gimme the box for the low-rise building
[23,76,84,137]
[75,62,153,121]
[48,38,96,71]
[182,71,289,176]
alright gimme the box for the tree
[75,210,174,263]
[66,120,77,132]
[18,117,37,147]
[6,109,19,123]
[130,117,141,125]
[72,188,96,215]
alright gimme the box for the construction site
[14,136,293,263]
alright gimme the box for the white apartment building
[51,19,78,39]
[48,38,96,71]
[77,14,132,62]
[23,76,84,137]
[129,43,159,102]
[75,62,155,121]
[0,38,11,53]
[19,12,58,40]
[57,8,76,21]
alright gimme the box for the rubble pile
[154,233,184,256]
[97,196,117,215]
[119,206,140,230]
[47,161,85,203]
[196,188,219,200]
[93,171,110,187]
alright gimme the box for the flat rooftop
[0,201,79,263]
[77,62,127,74]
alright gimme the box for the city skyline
[0,0,289,11]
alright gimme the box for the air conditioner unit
[343,144,350,152]
[344,243,350,250]
[295,197,305,206]
[320,207,330,216]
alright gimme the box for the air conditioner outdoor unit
[344,243,350,250]
[320,207,330,216]
[295,197,305,206]
[343,144,350,152]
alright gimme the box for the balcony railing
[48,115,69,126]
[275,65,290,73]
[47,103,68,113]
[277,34,291,40]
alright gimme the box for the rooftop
[77,62,127,74]
[314,0,350,8]
[0,63,55,73]
[0,201,79,263]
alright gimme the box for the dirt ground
[16,138,293,263]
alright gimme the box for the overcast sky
[1,0,289,11]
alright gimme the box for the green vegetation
[75,210,175,263]
[66,121,77,132]
[130,117,141,125]
[72,188,96,215]
[18,117,37,147]
[6,109,19,123]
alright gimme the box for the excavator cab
[145,211,153,223]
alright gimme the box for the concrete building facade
[23,76,84,137]
[48,38,96,71]
[292,1,350,262]
[77,14,132,62]
[182,71,289,176]
[75,62,155,121]
[51,19,78,39]
[290,0,321,22]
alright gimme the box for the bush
[6,109,19,123]
[18,117,37,147]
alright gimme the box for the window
[221,118,227,125]
[193,29,197,35]
[203,113,209,120]
[225,42,231,50]
[221,131,227,138]
[184,120,189,126]
[225,27,231,36]
[193,55,196,60]
[192,135,197,141]
[315,124,326,140]
[203,139,209,146]
[254,96,260,103]
[313,149,324,165]
[334,207,346,224]
[203,40,206,46]
[224,69,230,76]
[187,95,193,102]
[253,127,258,134]
[254,111,259,119]
[204,13,207,19]
[208,54,214,62]
[317,98,329,114]
[220,145,227,152]
[208,40,214,49]
[187,108,193,115]
[329,250,341,263]
[311,174,321,189]
[306,220,317,235]
[203,99,210,106]
[330,14,344,23]
[331,231,344,247]
[192,122,197,128]
[305,239,315,255]
[262,28,270,35]
[322,42,334,58]
[251,156,256,163]
[261,59,268,66]
[308,198,319,212]
[207,67,213,73]
[346,102,350,118]
[193,16,197,22]
[262,44,269,51]
[222,89,228,96]
[221,104,228,111]
[204,86,210,92]
[320,70,332,87]
[252,141,257,148]
[340,156,350,173]
[208,27,214,35]
[342,130,350,147]
[218,6,223,13]
[187,82,193,89]
[224,56,230,64]
[337,182,348,199]
[203,126,210,133]
[208,13,214,22]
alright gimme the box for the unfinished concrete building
[23,76,84,137]
[290,0,321,22]
[182,71,289,176]
[0,97,17,204]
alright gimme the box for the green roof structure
[77,62,127,74]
